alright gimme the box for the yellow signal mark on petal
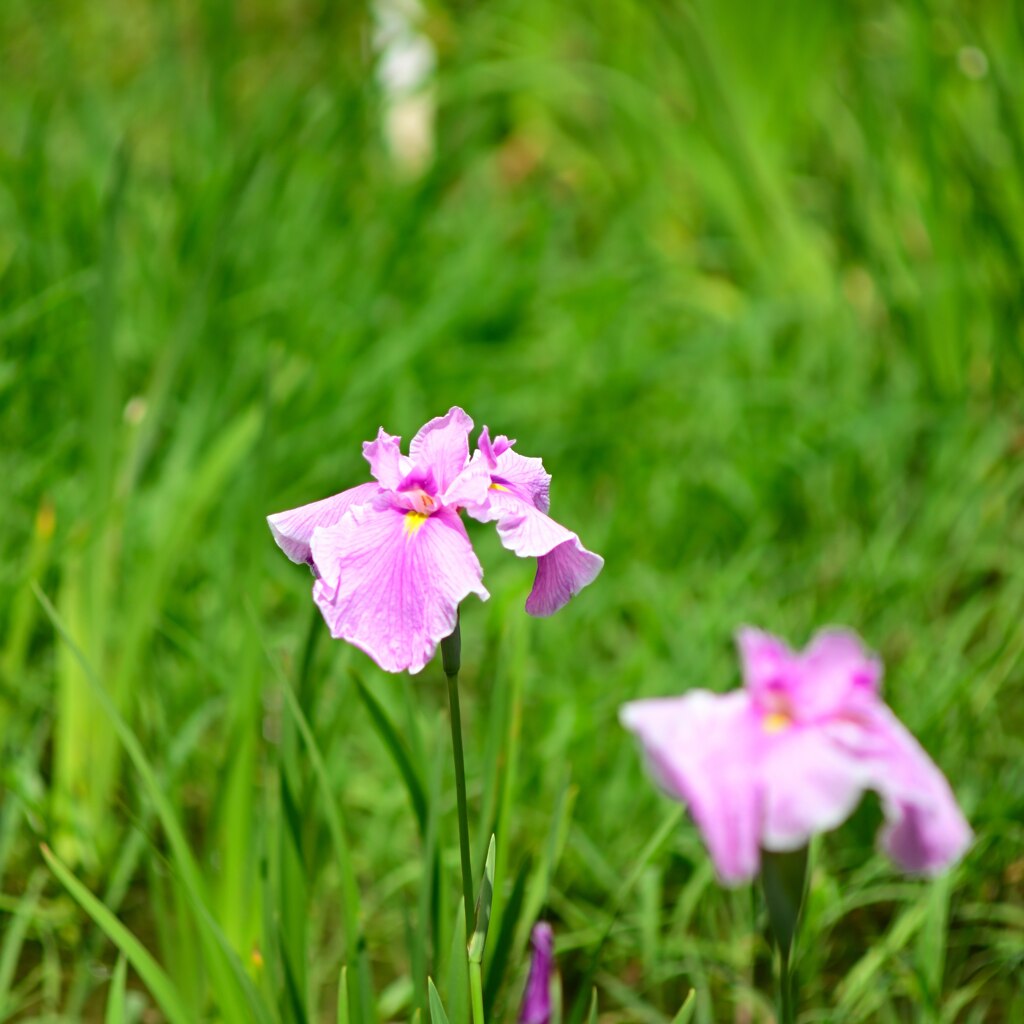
[763,712,791,735]
[404,511,429,536]
[490,482,509,492]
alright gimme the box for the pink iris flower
[267,407,603,674]
[466,427,604,616]
[518,922,554,1024]
[620,627,972,885]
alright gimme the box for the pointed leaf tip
[469,834,497,964]
[670,989,696,1024]
[427,978,451,1024]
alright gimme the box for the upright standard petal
[797,628,882,718]
[736,627,794,702]
[854,705,972,875]
[309,503,488,674]
[409,406,474,492]
[363,428,408,490]
[620,691,761,885]
[478,426,551,513]
[442,450,493,510]
[267,482,381,567]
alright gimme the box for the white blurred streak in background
[373,0,436,174]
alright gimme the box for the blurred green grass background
[2,0,1023,1020]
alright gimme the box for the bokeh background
[2,0,1023,1020]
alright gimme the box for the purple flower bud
[519,922,554,1024]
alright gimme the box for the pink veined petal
[493,499,575,558]
[495,448,551,513]
[442,450,493,509]
[759,725,870,851]
[526,536,604,616]
[267,482,381,567]
[363,429,407,490]
[620,691,762,885]
[853,705,972,875]
[478,427,551,513]
[796,628,883,718]
[309,503,488,674]
[466,487,602,614]
[409,406,474,493]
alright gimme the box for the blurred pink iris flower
[620,627,971,885]
[267,407,603,673]
[518,922,554,1024]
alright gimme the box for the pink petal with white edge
[620,691,762,885]
[267,482,381,566]
[409,407,474,493]
[309,503,488,674]
[855,705,972,874]
[759,726,870,851]
[526,537,604,616]
[363,429,408,490]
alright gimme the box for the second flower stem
[442,618,474,937]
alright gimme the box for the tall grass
[2,0,1023,1020]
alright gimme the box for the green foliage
[2,0,1023,1020]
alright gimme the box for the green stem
[469,961,486,1024]
[778,946,794,1024]
[441,617,474,938]
[761,846,808,1024]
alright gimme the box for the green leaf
[253,615,375,1024]
[338,966,350,1024]
[761,846,809,957]
[468,835,496,965]
[484,854,531,1016]
[445,910,469,1024]
[586,987,599,1024]
[671,989,697,1024]
[427,979,451,1024]
[0,869,43,1014]
[353,672,428,835]
[104,955,128,1024]
[36,586,273,1024]
[43,845,191,1024]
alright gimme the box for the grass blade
[338,966,350,1024]
[353,671,428,835]
[253,621,375,1024]
[42,845,191,1024]
[671,989,697,1024]
[0,869,44,1015]
[104,954,128,1024]
[35,585,274,1024]
[427,978,451,1024]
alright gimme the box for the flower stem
[778,945,794,1024]
[761,846,808,1024]
[441,616,474,938]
